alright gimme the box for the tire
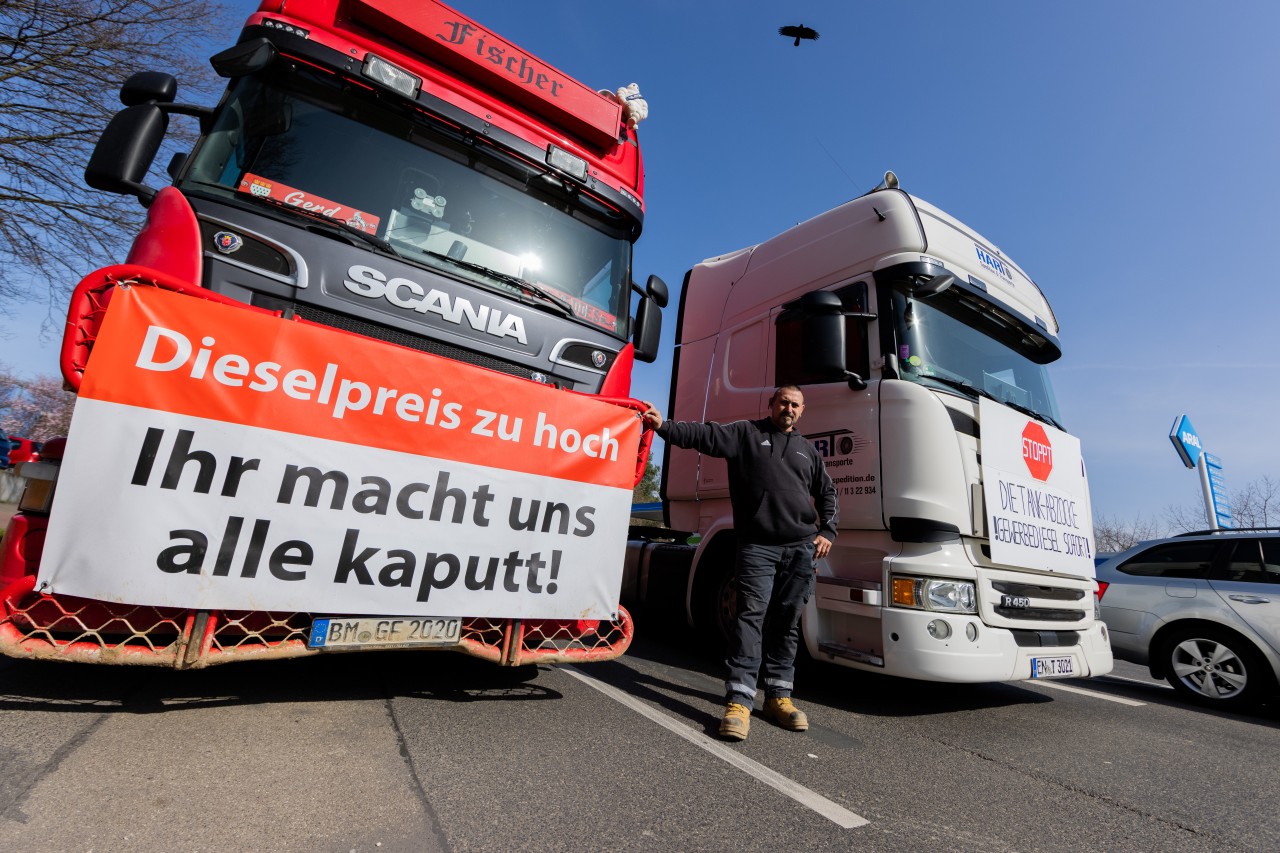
[1159,624,1273,709]
[693,553,736,652]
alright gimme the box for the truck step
[817,642,884,667]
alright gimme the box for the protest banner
[37,285,641,619]
[979,398,1095,578]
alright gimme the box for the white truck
[625,174,1113,684]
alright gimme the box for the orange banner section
[80,286,640,489]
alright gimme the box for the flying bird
[778,24,819,46]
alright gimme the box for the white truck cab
[655,176,1113,684]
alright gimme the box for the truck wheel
[1159,625,1273,709]
[693,555,736,651]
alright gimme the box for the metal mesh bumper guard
[0,575,632,669]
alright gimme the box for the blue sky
[4,0,1278,524]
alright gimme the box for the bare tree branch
[1163,494,1210,534]
[1163,475,1280,533]
[1228,475,1279,528]
[0,0,234,316]
[1093,514,1165,554]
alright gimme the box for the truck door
[769,278,888,665]
[696,314,769,499]
[766,279,883,530]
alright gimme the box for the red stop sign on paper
[1022,422,1053,481]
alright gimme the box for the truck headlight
[926,580,976,612]
[891,575,977,614]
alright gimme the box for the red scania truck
[0,0,666,668]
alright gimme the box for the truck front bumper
[0,572,632,669]
[880,606,1113,682]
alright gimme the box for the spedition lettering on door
[35,285,640,618]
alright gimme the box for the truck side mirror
[632,275,667,363]
[210,38,278,78]
[646,274,669,308]
[166,152,188,180]
[797,291,852,384]
[912,272,955,299]
[120,71,178,106]
[776,290,875,390]
[84,103,169,204]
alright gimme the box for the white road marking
[1022,679,1146,706]
[1098,673,1173,690]
[563,666,869,829]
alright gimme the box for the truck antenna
[814,136,858,191]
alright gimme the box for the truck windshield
[181,68,633,338]
[892,287,1064,428]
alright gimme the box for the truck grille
[286,301,552,383]
[991,580,1086,602]
[994,605,1086,622]
[979,569,1093,629]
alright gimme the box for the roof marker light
[261,18,310,39]
[546,145,589,182]
[362,54,421,99]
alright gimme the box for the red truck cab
[0,0,665,669]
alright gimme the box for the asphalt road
[1,615,1277,852]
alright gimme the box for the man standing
[642,386,837,741]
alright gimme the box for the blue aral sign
[1169,414,1203,469]
[1204,452,1233,528]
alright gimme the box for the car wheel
[1160,625,1272,709]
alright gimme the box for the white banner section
[979,398,1095,578]
[40,400,631,618]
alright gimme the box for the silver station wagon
[1095,529,1280,709]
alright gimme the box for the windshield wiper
[918,373,1064,430]
[918,373,979,398]
[238,191,396,255]
[1000,397,1065,431]
[424,251,574,317]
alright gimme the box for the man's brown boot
[718,702,751,741]
[763,696,809,731]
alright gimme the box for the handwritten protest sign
[979,398,1094,578]
[38,285,641,619]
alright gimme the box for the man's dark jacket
[657,417,838,545]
